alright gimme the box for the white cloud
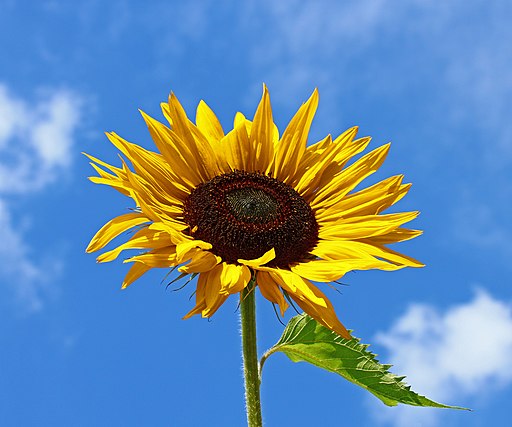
[0,84,82,194]
[373,289,512,427]
[0,199,45,311]
[0,83,82,310]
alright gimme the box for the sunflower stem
[240,277,263,427]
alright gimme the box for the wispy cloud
[373,289,512,427]
[453,201,512,262]
[0,200,46,311]
[0,83,83,310]
[0,84,81,193]
[248,1,512,141]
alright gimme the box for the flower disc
[183,170,319,267]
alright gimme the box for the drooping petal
[183,271,209,319]
[269,269,351,339]
[175,239,213,263]
[268,269,327,308]
[96,228,173,263]
[238,248,276,268]
[178,249,222,274]
[86,212,150,253]
[124,246,178,268]
[219,263,252,294]
[121,262,152,289]
[183,268,230,319]
[202,266,229,316]
[256,271,289,316]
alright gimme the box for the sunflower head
[86,85,423,339]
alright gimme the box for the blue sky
[1,1,512,426]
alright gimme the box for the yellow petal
[234,112,252,134]
[160,102,173,126]
[286,284,351,339]
[196,100,224,142]
[268,269,350,339]
[88,176,131,196]
[367,228,423,244]
[272,89,319,184]
[106,131,191,201]
[318,211,419,240]
[96,228,173,263]
[312,239,381,261]
[219,263,252,294]
[183,268,231,319]
[175,239,213,263]
[291,258,399,282]
[315,175,407,222]
[291,260,353,282]
[139,110,202,188]
[83,152,126,177]
[85,152,131,197]
[86,212,149,253]
[200,265,230,317]
[310,143,391,209]
[178,250,222,273]
[124,247,178,268]
[121,262,151,289]
[305,126,358,157]
[313,239,423,269]
[309,136,372,198]
[249,84,274,172]
[183,271,209,319]
[294,134,334,192]
[356,241,425,268]
[238,248,276,268]
[221,119,250,171]
[168,92,223,179]
[268,269,327,308]
[256,271,288,316]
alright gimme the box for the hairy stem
[240,278,263,427]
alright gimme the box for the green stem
[240,278,263,427]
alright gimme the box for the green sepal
[260,313,469,410]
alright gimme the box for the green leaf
[260,313,468,410]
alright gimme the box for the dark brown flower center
[182,170,318,267]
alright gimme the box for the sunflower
[85,85,423,339]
